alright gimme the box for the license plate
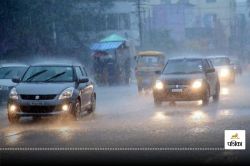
[30,102,45,106]
[171,89,183,93]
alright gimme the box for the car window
[163,59,203,74]
[81,67,88,77]
[75,67,83,78]
[22,66,73,82]
[0,67,27,79]
[210,57,230,66]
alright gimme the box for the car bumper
[7,99,75,117]
[153,86,205,101]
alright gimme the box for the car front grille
[20,95,57,100]
[20,106,56,113]
[165,79,191,86]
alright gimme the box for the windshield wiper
[26,70,48,82]
[44,71,66,82]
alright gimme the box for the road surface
[0,73,250,164]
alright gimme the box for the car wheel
[87,93,96,113]
[213,82,220,102]
[202,88,210,106]
[154,98,162,107]
[8,113,20,124]
[74,99,81,120]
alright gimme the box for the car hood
[159,73,205,81]
[0,79,16,87]
[16,82,75,95]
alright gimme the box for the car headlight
[59,87,74,100]
[155,80,164,90]
[219,68,230,77]
[192,79,203,89]
[9,87,18,100]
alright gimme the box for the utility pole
[137,0,143,47]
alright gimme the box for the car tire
[87,93,96,113]
[74,99,81,120]
[213,82,220,102]
[202,88,210,106]
[154,98,162,107]
[8,113,20,124]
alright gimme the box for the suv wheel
[87,93,96,113]
[202,88,210,106]
[74,99,81,120]
[213,82,220,102]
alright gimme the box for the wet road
[0,73,250,164]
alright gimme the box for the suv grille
[165,79,191,85]
[20,95,56,100]
[20,106,56,113]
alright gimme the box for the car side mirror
[206,68,215,73]
[12,77,21,83]
[78,77,89,83]
[155,71,161,75]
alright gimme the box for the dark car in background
[230,57,243,75]
[207,55,235,84]
[153,57,220,106]
[7,63,96,123]
[0,64,28,105]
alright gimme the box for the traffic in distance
[0,53,245,123]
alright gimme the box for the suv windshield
[163,59,203,74]
[0,67,27,79]
[209,58,230,66]
[22,66,74,82]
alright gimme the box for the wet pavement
[0,73,250,164]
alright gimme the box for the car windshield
[22,66,74,82]
[163,59,203,74]
[0,67,27,79]
[137,56,160,66]
[210,57,230,66]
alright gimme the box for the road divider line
[0,147,225,151]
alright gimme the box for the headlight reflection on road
[4,130,22,145]
[189,110,208,124]
[152,111,168,122]
[221,87,229,96]
[218,109,233,118]
[57,126,74,141]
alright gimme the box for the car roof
[207,55,229,59]
[31,62,82,67]
[0,63,28,68]
[168,56,206,60]
[137,51,164,56]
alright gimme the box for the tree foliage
[0,0,114,59]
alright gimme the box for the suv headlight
[59,87,74,100]
[192,79,203,89]
[9,87,18,100]
[219,68,230,77]
[155,80,164,90]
